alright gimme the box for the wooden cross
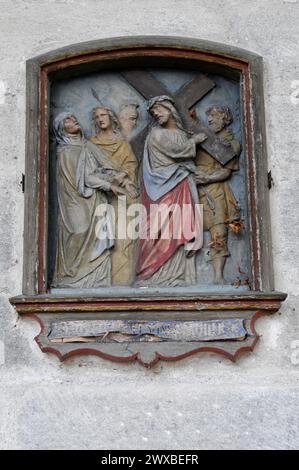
[120,70,236,166]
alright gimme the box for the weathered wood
[48,318,247,343]
[174,74,216,109]
[121,70,170,99]
[29,36,262,69]
[249,57,274,291]
[23,60,40,295]
[24,309,267,367]
[122,68,236,165]
[10,291,287,303]
[24,309,255,323]
[129,125,148,162]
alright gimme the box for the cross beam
[121,70,237,166]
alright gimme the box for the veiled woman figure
[52,112,126,288]
[90,106,138,286]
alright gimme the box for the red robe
[136,178,201,281]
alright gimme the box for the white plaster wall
[0,0,298,450]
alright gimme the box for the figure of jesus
[136,96,206,287]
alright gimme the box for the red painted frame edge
[23,310,269,368]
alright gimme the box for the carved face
[150,103,172,126]
[207,109,226,133]
[119,108,138,133]
[93,108,112,131]
[63,115,81,134]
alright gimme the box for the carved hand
[217,136,232,148]
[110,185,127,196]
[195,170,212,185]
[195,168,232,185]
[113,171,128,185]
[124,181,139,198]
[192,133,208,145]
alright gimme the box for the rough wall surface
[0,0,298,450]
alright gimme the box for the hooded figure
[52,112,126,288]
[136,96,203,287]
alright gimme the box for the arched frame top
[24,36,271,295]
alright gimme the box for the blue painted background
[50,68,250,289]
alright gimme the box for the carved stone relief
[49,68,249,291]
[9,37,286,367]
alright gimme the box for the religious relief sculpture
[50,74,246,290]
[52,112,133,288]
[195,105,241,284]
[118,103,139,139]
[11,38,287,368]
[136,96,205,287]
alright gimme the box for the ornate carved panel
[10,36,286,367]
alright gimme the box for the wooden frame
[10,36,286,367]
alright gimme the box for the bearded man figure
[52,112,126,289]
[136,96,205,287]
[90,106,138,286]
[195,105,241,284]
